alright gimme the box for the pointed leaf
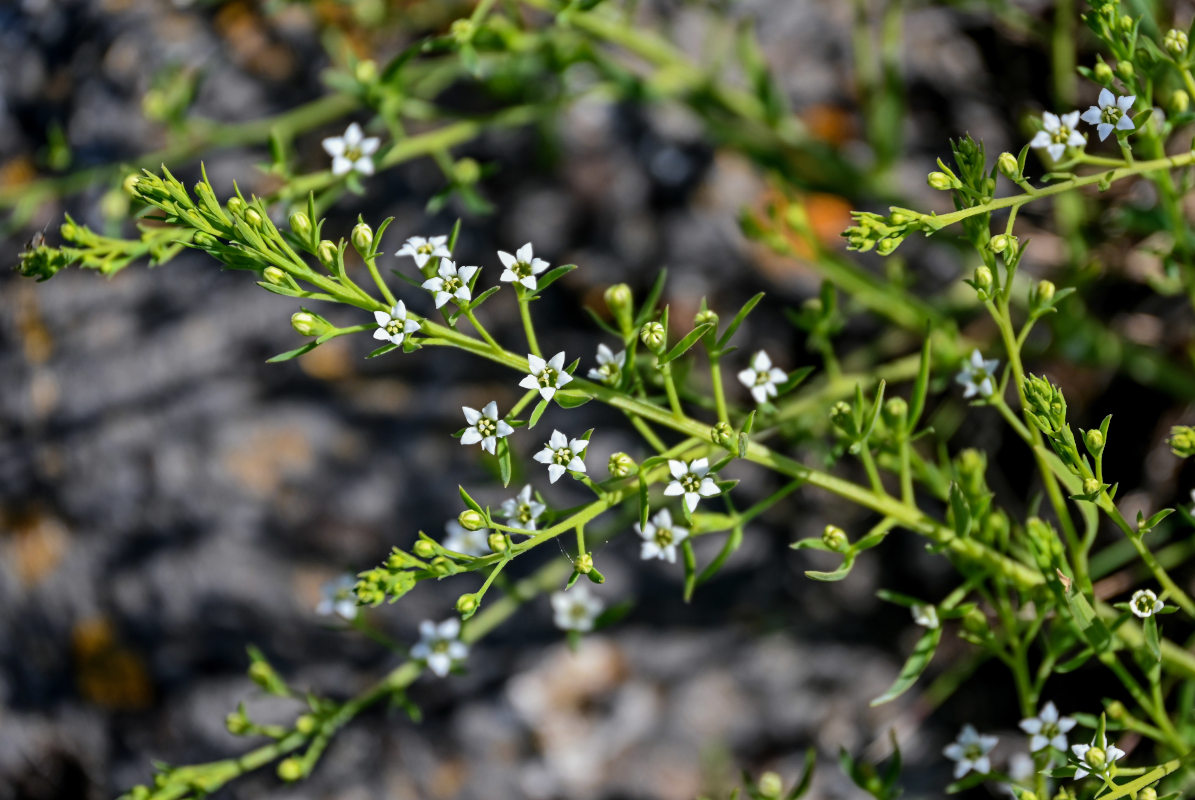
[870,626,941,706]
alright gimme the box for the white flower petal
[516,242,534,263]
[547,463,566,483]
[1080,107,1102,126]
[461,429,483,446]
[331,155,353,175]
[1099,88,1115,108]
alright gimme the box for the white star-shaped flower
[737,350,787,404]
[460,401,515,455]
[421,259,478,309]
[501,485,546,532]
[587,343,626,384]
[1080,89,1135,141]
[1029,111,1086,161]
[551,584,604,632]
[321,122,380,177]
[395,235,451,268]
[944,725,998,779]
[497,242,550,290]
[519,351,573,401]
[956,349,1000,399]
[410,618,468,678]
[372,301,420,346]
[443,519,489,557]
[664,458,720,513]
[1020,701,1076,753]
[1130,588,1164,618]
[532,429,588,483]
[635,508,689,563]
[1071,732,1125,780]
[315,574,359,621]
[912,604,939,629]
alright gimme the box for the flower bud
[450,17,475,43]
[413,539,437,559]
[608,451,636,478]
[458,509,486,531]
[456,593,478,614]
[1171,89,1190,114]
[351,222,373,254]
[317,239,338,269]
[640,320,666,352]
[1119,15,1133,31]
[574,553,594,574]
[1031,280,1055,310]
[295,713,317,734]
[875,237,900,256]
[1137,787,1158,800]
[757,772,784,799]
[927,171,956,191]
[454,157,481,185]
[711,420,735,445]
[822,524,849,552]
[882,397,908,428]
[248,660,280,692]
[973,265,994,297]
[1165,28,1189,56]
[1094,60,1114,83]
[1168,425,1195,458]
[291,311,329,338]
[429,556,454,576]
[122,174,141,195]
[1117,60,1134,81]
[962,607,989,638]
[1106,700,1127,720]
[1086,747,1107,769]
[1082,477,1101,496]
[262,266,288,285]
[225,709,251,735]
[289,211,312,240]
[354,58,378,83]
[1085,429,1104,455]
[243,207,263,228]
[193,231,217,248]
[989,234,1013,253]
[829,400,854,435]
[488,532,508,553]
[997,151,1020,178]
[694,307,719,329]
[604,283,634,334]
[277,757,304,782]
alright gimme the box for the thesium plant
[9,0,1195,797]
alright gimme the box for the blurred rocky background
[3,0,1190,798]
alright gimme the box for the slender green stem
[364,256,397,306]
[517,290,542,357]
[660,361,684,417]
[463,307,502,351]
[709,357,729,424]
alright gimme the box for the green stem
[709,356,729,424]
[463,307,502,351]
[517,290,542,357]
[364,256,397,306]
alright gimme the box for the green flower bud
[962,607,989,638]
[262,266,288,286]
[694,307,719,329]
[927,171,956,191]
[488,532,508,553]
[822,524,849,553]
[882,397,908,428]
[289,211,312,240]
[757,772,784,799]
[225,709,251,735]
[226,196,244,215]
[1137,786,1158,800]
[317,240,338,269]
[1171,89,1190,114]
[640,320,666,352]
[413,539,437,559]
[1094,60,1114,83]
[711,421,735,445]
[1082,477,1101,496]
[829,400,854,435]
[354,58,378,83]
[1031,279,1056,310]
[1106,700,1127,720]
[1117,60,1134,81]
[604,283,634,335]
[248,660,279,692]
[1119,15,1133,31]
[875,237,900,256]
[1085,428,1105,454]
[351,222,373,254]
[450,17,475,43]
[608,451,636,478]
[295,713,318,735]
[290,311,329,338]
[456,593,478,614]
[243,208,263,228]
[574,553,594,574]
[458,509,486,531]
[973,265,994,296]
[122,174,141,195]
[429,556,454,576]
[1086,746,1107,769]
[1168,425,1195,458]
[454,157,481,185]
[1165,28,1189,55]
[997,151,1020,178]
[277,757,304,782]
[193,232,217,248]
[989,234,1014,254]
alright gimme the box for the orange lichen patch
[801,104,857,147]
[299,336,356,381]
[0,156,37,190]
[214,1,296,81]
[72,618,154,710]
[4,509,69,585]
[222,425,314,497]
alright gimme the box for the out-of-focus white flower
[411,618,468,677]
[315,575,359,621]
[1020,701,1076,753]
[322,122,380,176]
[956,349,999,399]
[1071,732,1125,780]
[587,344,626,384]
[1029,111,1085,161]
[912,604,939,629]
[551,584,604,632]
[501,485,546,531]
[944,725,998,779]
[443,519,488,556]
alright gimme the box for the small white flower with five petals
[520,351,573,401]
[460,401,515,455]
[737,350,787,404]
[551,585,604,632]
[410,618,468,677]
[1071,732,1125,780]
[1030,111,1086,161]
[501,485,546,531]
[1080,89,1135,141]
[1020,701,1076,753]
[396,235,451,268]
[373,301,420,346]
[497,243,550,290]
[421,259,478,309]
[1130,588,1164,618]
[533,430,588,483]
[315,575,358,621]
[587,344,626,384]
[912,604,939,629]
[635,508,689,563]
[956,349,1000,399]
[944,725,998,779]
[443,519,488,556]
[664,458,720,513]
[321,122,380,177]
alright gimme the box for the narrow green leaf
[529,397,549,428]
[715,291,765,350]
[948,483,972,539]
[908,336,932,431]
[660,323,714,364]
[366,343,399,358]
[786,747,817,799]
[870,626,942,706]
[498,439,512,488]
[555,391,593,409]
[682,539,697,601]
[266,342,319,362]
[458,486,484,515]
[633,268,668,329]
[534,264,577,292]
[805,551,856,581]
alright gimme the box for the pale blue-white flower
[396,235,451,268]
[1020,701,1076,753]
[737,350,787,404]
[1130,588,1164,618]
[497,242,550,290]
[533,430,588,483]
[551,584,603,632]
[912,604,939,629]
[587,343,626,384]
[635,508,689,563]
[1071,732,1125,780]
[443,519,488,557]
[411,618,468,677]
[664,458,720,513]
[1029,111,1085,161]
[373,301,420,346]
[501,485,546,531]
[321,122,380,177]
[421,259,478,309]
[520,351,573,401]
[460,401,514,455]
[944,725,998,779]
[315,575,359,621]
[956,349,999,399]
[1080,89,1135,141]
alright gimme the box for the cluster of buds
[1167,425,1195,458]
[842,207,930,255]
